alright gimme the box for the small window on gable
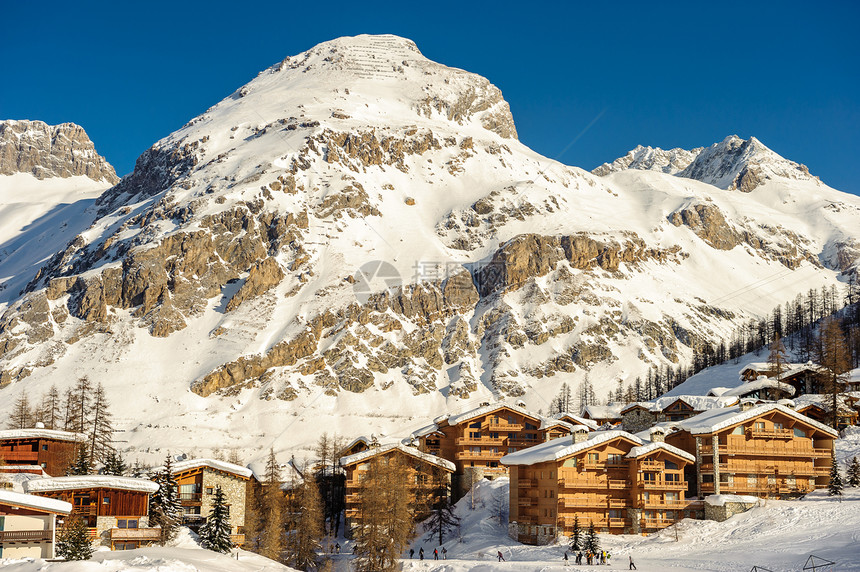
[665,460,678,470]
[469,422,481,429]
[206,487,214,495]
[731,426,744,435]
[755,421,766,430]
[793,428,806,438]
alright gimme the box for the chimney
[739,399,756,412]
[34,422,46,429]
[649,426,666,443]
[572,428,589,444]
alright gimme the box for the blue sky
[2,1,858,194]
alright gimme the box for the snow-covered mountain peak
[592,144,701,176]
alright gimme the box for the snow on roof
[447,402,541,426]
[720,378,796,397]
[501,430,642,466]
[549,413,599,430]
[653,395,738,411]
[626,442,695,463]
[674,403,838,437]
[152,458,253,479]
[0,489,72,514]
[620,402,656,414]
[793,394,857,414]
[410,423,443,439]
[0,428,84,443]
[338,443,455,472]
[23,475,160,494]
[739,362,813,374]
[705,494,760,507]
[581,404,623,420]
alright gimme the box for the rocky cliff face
[0,120,119,183]
[0,35,857,459]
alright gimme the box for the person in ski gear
[335,543,340,554]
[419,547,424,560]
[629,554,637,570]
[497,550,505,562]
[576,551,583,565]
[442,546,447,559]
[409,548,414,559]
[563,551,570,566]
[434,548,439,560]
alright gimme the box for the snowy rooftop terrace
[339,443,456,472]
[0,489,72,514]
[0,428,84,443]
[23,475,159,494]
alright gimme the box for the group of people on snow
[409,546,447,560]
[563,549,619,566]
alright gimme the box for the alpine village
[2,33,860,572]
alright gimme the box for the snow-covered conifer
[828,458,844,496]
[846,456,860,488]
[55,515,94,561]
[199,485,233,553]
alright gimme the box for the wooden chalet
[0,427,82,476]
[793,394,859,429]
[579,404,624,427]
[501,426,696,543]
[0,490,71,559]
[666,402,837,499]
[339,443,455,534]
[23,476,160,550]
[739,362,823,395]
[156,458,253,546]
[411,403,575,496]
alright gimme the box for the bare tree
[815,317,851,429]
[6,392,33,429]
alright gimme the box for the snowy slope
[0,35,858,468]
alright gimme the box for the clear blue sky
[3,1,858,194]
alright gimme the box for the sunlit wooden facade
[0,429,81,476]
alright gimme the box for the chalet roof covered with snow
[339,443,456,472]
[673,403,838,437]
[0,489,72,514]
[739,362,815,375]
[0,428,83,442]
[23,475,160,494]
[653,395,739,411]
[413,402,572,437]
[720,378,795,397]
[152,458,253,479]
[626,441,695,463]
[446,402,541,426]
[500,430,642,466]
[549,413,599,430]
[581,404,623,420]
[793,394,857,414]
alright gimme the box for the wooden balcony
[608,479,631,489]
[483,421,523,432]
[562,497,606,508]
[179,492,202,502]
[747,428,793,439]
[456,437,504,446]
[518,497,534,507]
[640,499,687,508]
[639,480,686,490]
[110,528,161,542]
[0,451,39,462]
[639,460,663,470]
[583,460,629,470]
[608,498,627,508]
[456,450,505,460]
[640,518,677,529]
[0,529,53,543]
[507,439,540,448]
[345,494,361,504]
[700,445,830,458]
[608,518,627,528]
[517,478,537,488]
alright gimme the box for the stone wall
[704,499,758,522]
[621,409,658,434]
[201,470,248,535]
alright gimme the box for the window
[642,491,650,500]
[664,460,678,470]
[103,496,110,505]
[607,453,622,464]
[793,428,806,438]
[205,488,213,495]
[748,474,757,485]
[525,422,537,430]
[774,422,783,430]
[469,422,481,429]
[508,447,517,453]
[665,473,679,482]
[42,444,48,451]
[755,421,765,430]
[587,453,599,462]
[703,474,714,483]
[469,431,481,439]
[665,492,678,501]
[117,519,139,529]
[41,462,47,468]
[731,426,744,435]
[643,472,656,482]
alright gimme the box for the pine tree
[846,457,860,488]
[102,450,128,476]
[66,444,91,476]
[88,383,114,465]
[199,486,233,553]
[7,392,33,429]
[583,522,600,553]
[828,456,844,496]
[286,477,324,570]
[353,454,414,572]
[55,515,94,561]
[150,455,182,545]
[424,482,460,544]
[568,515,582,551]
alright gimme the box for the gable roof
[549,413,599,430]
[581,404,624,420]
[23,475,159,494]
[673,403,838,437]
[654,395,739,412]
[0,490,72,514]
[626,441,695,463]
[339,443,455,472]
[0,428,83,443]
[720,378,795,398]
[447,402,541,426]
[501,430,642,466]
[152,458,253,479]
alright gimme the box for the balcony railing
[640,518,677,529]
[110,528,161,542]
[456,437,504,446]
[608,498,627,508]
[483,421,523,432]
[518,497,534,507]
[0,529,53,542]
[747,428,793,439]
[0,451,39,462]
[639,460,663,470]
[507,439,540,448]
[639,499,687,508]
[608,518,627,528]
[179,492,202,502]
[639,480,686,490]
[455,450,505,460]
[345,494,361,504]
[700,445,830,458]
[518,478,537,488]
[608,480,631,489]
[562,497,606,508]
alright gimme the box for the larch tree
[353,454,414,572]
[199,485,233,553]
[815,317,851,429]
[259,448,286,561]
[37,384,62,429]
[88,383,114,465]
[6,392,33,429]
[286,476,324,571]
[70,376,92,434]
[767,333,790,379]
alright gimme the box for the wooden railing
[179,492,202,502]
[608,498,627,508]
[0,451,39,462]
[507,439,540,448]
[483,421,523,432]
[639,460,663,470]
[639,480,686,490]
[640,518,677,529]
[456,437,504,446]
[110,528,161,541]
[561,497,606,508]
[608,479,631,489]
[747,427,793,439]
[0,529,53,542]
[639,499,687,508]
[455,450,505,460]
[517,497,534,507]
[700,445,830,458]
[517,478,537,488]
[345,494,361,504]
[608,518,627,528]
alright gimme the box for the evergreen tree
[199,485,233,553]
[7,392,33,429]
[150,455,182,545]
[102,450,128,476]
[583,522,599,553]
[568,515,582,551]
[55,515,94,561]
[846,456,860,488]
[353,454,414,572]
[424,483,460,545]
[66,444,91,476]
[286,477,324,570]
[828,457,844,496]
